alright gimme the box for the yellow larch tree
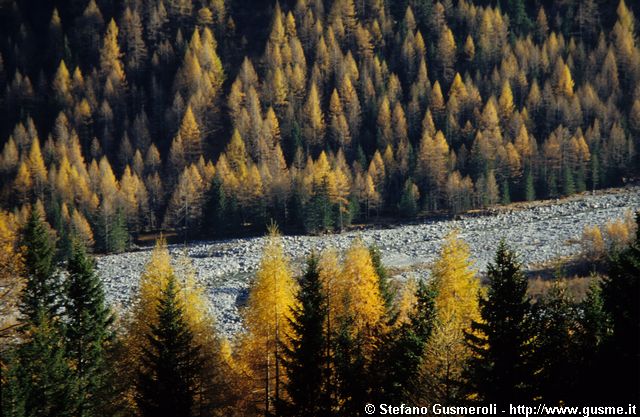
[303,83,326,149]
[0,210,24,337]
[70,208,95,249]
[328,88,351,149]
[164,164,204,234]
[177,105,202,164]
[225,129,249,181]
[52,60,73,107]
[376,95,392,148]
[100,19,126,85]
[335,239,387,357]
[14,161,32,203]
[0,137,19,173]
[420,231,481,405]
[417,130,450,210]
[239,226,298,416]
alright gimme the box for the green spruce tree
[64,238,115,417]
[600,212,640,402]
[282,254,330,416]
[6,312,76,417]
[532,282,580,404]
[136,274,203,417]
[304,178,333,234]
[524,167,536,201]
[369,245,394,312]
[466,241,535,404]
[374,280,436,403]
[20,208,61,322]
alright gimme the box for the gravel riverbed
[96,186,640,336]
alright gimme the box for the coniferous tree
[241,226,297,416]
[282,254,328,416]
[304,177,333,234]
[202,176,228,237]
[420,232,480,404]
[466,241,535,404]
[64,238,114,417]
[398,178,419,218]
[574,281,610,403]
[369,244,393,312]
[5,312,76,417]
[373,279,436,403]
[600,212,640,402]
[532,282,581,404]
[19,208,60,323]
[136,274,203,417]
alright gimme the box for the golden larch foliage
[335,238,386,356]
[581,225,605,261]
[421,231,481,404]
[70,208,95,248]
[239,227,298,414]
[0,211,24,336]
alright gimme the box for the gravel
[96,186,640,336]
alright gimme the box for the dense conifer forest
[0,1,639,416]
[0,0,639,250]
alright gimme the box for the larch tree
[240,226,298,416]
[122,237,223,415]
[99,19,126,87]
[0,211,24,337]
[420,231,481,405]
[52,60,73,108]
[437,26,456,82]
[177,106,203,165]
[164,165,205,238]
[303,83,326,151]
[328,88,351,149]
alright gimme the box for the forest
[0,0,639,416]
[0,206,638,416]
[0,0,639,252]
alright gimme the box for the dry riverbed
[97,186,640,336]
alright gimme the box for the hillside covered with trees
[0,0,639,252]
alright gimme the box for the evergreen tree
[64,238,114,417]
[20,208,60,323]
[202,176,228,237]
[600,212,640,402]
[466,241,535,404]
[304,177,333,234]
[369,245,393,312]
[398,179,419,218]
[136,274,203,417]
[501,180,511,205]
[282,254,329,416]
[504,0,532,35]
[524,168,536,201]
[562,165,575,196]
[5,312,76,417]
[333,317,368,417]
[574,281,610,403]
[532,282,580,404]
[373,280,436,403]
